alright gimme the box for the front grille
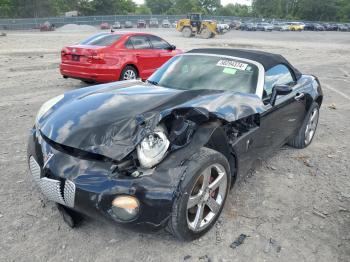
[29,156,75,208]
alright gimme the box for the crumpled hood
[39,80,264,161]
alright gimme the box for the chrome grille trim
[29,156,75,208]
[39,177,66,205]
[64,180,76,207]
[29,156,41,184]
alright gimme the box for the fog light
[111,196,139,221]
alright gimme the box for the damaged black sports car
[27,49,323,240]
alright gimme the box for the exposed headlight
[36,94,64,123]
[137,125,169,168]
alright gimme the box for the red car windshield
[80,33,122,46]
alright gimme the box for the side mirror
[269,84,293,106]
[166,45,176,51]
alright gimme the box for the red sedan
[60,32,182,83]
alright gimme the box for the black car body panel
[38,80,265,161]
[27,49,323,230]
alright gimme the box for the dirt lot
[0,28,349,262]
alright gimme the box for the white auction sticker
[216,60,248,70]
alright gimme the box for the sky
[133,0,252,6]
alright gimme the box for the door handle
[295,93,305,101]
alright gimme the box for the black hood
[39,80,265,161]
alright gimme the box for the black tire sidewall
[289,102,320,149]
[170,148,231,241]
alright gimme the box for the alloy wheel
[305,107,319,145]
[123,69,136,80]
[186,164,227,232]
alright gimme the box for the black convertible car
[27,49,322,240]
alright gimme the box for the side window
[129,36,151,50]
[125,39,134,49]
[148,35,170,49]
[264,64,294,97]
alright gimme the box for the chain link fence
[0,14,254,30]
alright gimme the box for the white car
[217,23,230,33]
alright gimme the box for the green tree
[0,0,12,17]
[167,0,203,14]
[217,3,250,17]
[337,0,350,21]
[145,0,173,14]
[135,4,152,15]
[297,0,338,21]
[76,0,96,16]
[199,0,221,14]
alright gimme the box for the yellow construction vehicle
[176,13,218,39]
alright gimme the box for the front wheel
[167,148,231,241]
[200,28,212,39]
[288,102,320,149]
[182,27,193,38]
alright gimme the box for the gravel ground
[0,28,349,262]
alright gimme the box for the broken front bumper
[27,128,187,231]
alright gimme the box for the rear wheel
[119,65,138,81]
[81,80,95,84]
[288,102,319,149]
[182,27,193,38]
[167,148,231,241]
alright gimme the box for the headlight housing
[111,195,140,222]
[36,94,64,123]
[137,125,169,168]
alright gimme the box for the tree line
[0,0,349,22]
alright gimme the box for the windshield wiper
[146,80,159,86]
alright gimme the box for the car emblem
[43,152,54,168]
[72,48,76,53]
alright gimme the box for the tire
[81,80,95,84]
[167,147,231,241]
[182,27,192,38]
[200,28,212,39]
[119,65,138,81]
[288,102,320,149]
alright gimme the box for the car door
[128,35,156,78]
[256,64,307,152]
[148,35,176,67]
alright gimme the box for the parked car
[40,21,55,31]
[124,21,133,28]
[256,22,273,31]
[217,23,230,33]
[322,23,337,31]
[112,22,122,29]
[240,22,257,31]
[30,48,323,240]
[288,22,305,31]
[229,20,241,30]
[162,19,171,28]
[304,23,316,31]
[337,24,349,32]
[137,19,146,28]
[273,23,289,31]
[330,24,339,31]
[100,22,110,30]
[60,32,182,83]
[149,18,159,28]
[314,23,325,31]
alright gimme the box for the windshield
[80,33,122,46]
[148,55,259,94]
